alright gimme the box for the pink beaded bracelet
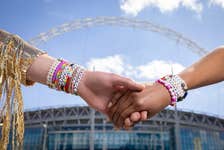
[156,79,177,106]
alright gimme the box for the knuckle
[135,99,144,107]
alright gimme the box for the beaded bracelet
[46,59,86,95]
[156,75,188,106]
[162,75,188,101]
[71,66,85,95]
[156,79,177,106]
[46,59,61,88]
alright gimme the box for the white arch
[29,16,207,56]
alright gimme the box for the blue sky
[0,0,224,118]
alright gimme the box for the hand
[108,82,171,128]
[77,71,145,114]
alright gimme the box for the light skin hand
[27,54,145,119]
[77,71,145,114]
[108,82,171,128]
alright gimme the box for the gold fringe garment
[0,33,45,150]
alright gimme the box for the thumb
[115,76,145,91]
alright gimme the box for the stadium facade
[10,106,224,150]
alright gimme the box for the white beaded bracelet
[160,75,188,102]
[71,66,85,95]
[46,59,61,88]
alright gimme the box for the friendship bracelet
[46,59,61,88]
[156,79,177,106]
[71,66,85,95]
[69,64,80,93]
[58,64,73,91]
[156,75,188,106]
[162,75,188,101]
[52,60,67,84]
[54,62,69,90]
[46,58,86,95]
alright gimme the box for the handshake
[77,71,186,130]
[44,58,188,130]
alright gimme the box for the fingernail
[107,102,112,108]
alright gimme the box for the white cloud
[86,55,185,81]
[120,0,203,16]
[210,0,224,8]
[137,60,185,79]
[87,55,125,74]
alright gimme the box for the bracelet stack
[156,75,188,106]
[46,59,86,95]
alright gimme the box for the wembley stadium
[7,106,223,150]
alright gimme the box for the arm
[0,29,144,149]
[0,29,144,113]
[179,46,224,89]
[27,55,145,113]
[108,46,224,129]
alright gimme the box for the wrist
[76,70,89,97]
[156,75,188,106]
[178,73,192,90]
[154,82,172,106]
[44,58,86,95]
[27,54,55,85]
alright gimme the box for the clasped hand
[77,71,171,129]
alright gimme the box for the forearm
[26,54,55,85]
[179,46,224,90]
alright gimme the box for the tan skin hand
[108,82,171,128]
[111,46,224,129]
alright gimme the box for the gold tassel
[0,38,24,150]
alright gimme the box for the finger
[130,112,141,123]
[140,111,148,121]
[107,91,130,122]
[115,76,145,91]
[107,91,126,117]
[124,118,133,128]
[116,104,139,128]
[112,92,132,128]
[123,112,141,129]
[113,85,126,91]
[124,118,134,130]
[116,105,137,127]
[124,111,145,129]
[110,91,125,106]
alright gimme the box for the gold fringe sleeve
[0,31,46,150]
